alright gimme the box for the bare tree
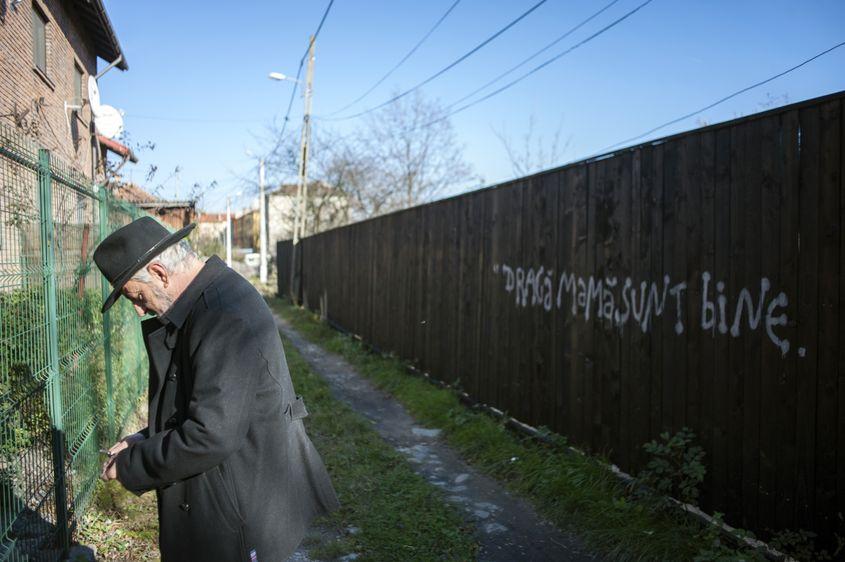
[492,113,571,177]
[258,90,476,233]
[362,90,475,213]
[259,126,369,236]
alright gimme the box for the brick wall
[0,0,99,177]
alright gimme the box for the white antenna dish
[94,105,124,139]
[87,76,101,111]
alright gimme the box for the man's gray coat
[114,255,340,561]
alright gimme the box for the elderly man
[93,217,339,561]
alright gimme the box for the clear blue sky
[99,0,845,213]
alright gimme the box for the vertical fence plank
[552,168,574,436]
[642,143,665,446]
[742,117,764,531]
[758,113,783,532]
[775,109,800,531]
[614,152,632,468]
[683,132,703,452]
[795,104,820,531]
[815,99,841,538]
[696,129,717,512]
[837,97,845,539]
[584,161,600,451]
[710,126,732,514]
[661,138,681,435]
[628,147,650,470]
[570,164,589,445]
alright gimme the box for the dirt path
[276,314,598,562]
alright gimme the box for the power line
[445,0,621,111]
[326,0,463,116]
[322,0,549,121]
[277,0,337,141]
[424,0,654,128]
[596,39,845,153]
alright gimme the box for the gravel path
[276,314,598,562]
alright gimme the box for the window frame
[73,62,84,107]
[31,3,48,76]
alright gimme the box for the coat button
[180,503,191,512]
[168,373,177,382]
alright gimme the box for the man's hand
[100,458,118,481]
[101,432,146,482]
[108,432,145,457]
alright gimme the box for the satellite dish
[87,76,101,111]
[94,105,124,139]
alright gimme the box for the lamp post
[246,150,268,284]
[225,190,243,268]
[270,39,315,304]
[258,158,267,284]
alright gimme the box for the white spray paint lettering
[494,265,796,358]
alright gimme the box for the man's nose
[134,304,146,317]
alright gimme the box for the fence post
[37,148,70,553]
[98,185,115,441]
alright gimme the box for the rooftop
[70,0,128,70]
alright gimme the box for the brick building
[113,183,197,230]
[0,0,127,176]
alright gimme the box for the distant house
[196,211,226,241]
[190,211,226,258]
[0,0,128,177]
[266,182,350,250]
[114,183,196,230]
[232,208,258,251]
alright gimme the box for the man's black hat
[93,216,196,313]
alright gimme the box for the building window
[73,63,83,106]
[71,63,83,148]
[31,4,47,74]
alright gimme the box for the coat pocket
[216,465,245,524]
[197,468,243,533]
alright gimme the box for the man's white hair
[131,239,198,283]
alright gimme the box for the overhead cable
[277,0,337,141]
[322,0,549,121]
[445,0,621,111]
[326,0,464,116]
[424,0,654,128]
[596,39,845,153]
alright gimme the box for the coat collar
[158,255,228,330]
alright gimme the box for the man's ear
[146,262,169,288]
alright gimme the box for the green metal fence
[0,124,148,560]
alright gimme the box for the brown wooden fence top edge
[291,88,845,243]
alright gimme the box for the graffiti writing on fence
[492,264,801,358]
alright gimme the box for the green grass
[270,298,761,562]
[78,480,160,560]
[281,330,478,561]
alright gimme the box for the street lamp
[268,72,299,83]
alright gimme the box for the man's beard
[150,284,174,316]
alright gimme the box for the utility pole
[291,35,315,302]
[226,195,233,267]
[258,157,268,283]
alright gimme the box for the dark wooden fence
[278,91,845,541]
